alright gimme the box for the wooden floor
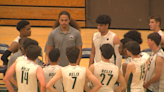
[0,26,153,86]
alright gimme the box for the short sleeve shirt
[46,26,82,66]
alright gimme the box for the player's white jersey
[127,57,147,92]
[93,31,116,64]
[43,65,63,92]
[94,61,119,92]
[145,49,164,92]
[158,30,164,36]
[15,56,39,92]
[61,65,86,92]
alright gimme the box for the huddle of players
[4,33,163,92]
[3,15,164,92]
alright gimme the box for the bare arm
[10,76,17,87]
[84,64,94,92]
[89,41,95,66]
[3,61,17,92]
[114,69,127,92]
[122,63,127,77]
[113,35,122,68]
[86,68,102,92]
[77,46,82,65]
[160,35,164,47]
[45,45,53,65]
[125,63,134,84]
[8,42,19,53]
[143,57,163,88]
[46,69,62,92]
[36,66,46,92]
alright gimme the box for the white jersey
[93,31,116,64]
[121,52,150,73]
[127,57,147,92]
[15,56,39,92]
[94,61,119,92]
[13,36,21,43]
[158,30,164,36]
[145,49,164,92]
[61,65,86,92]
[43,65,63,92]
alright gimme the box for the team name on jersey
[102,69,112,74]
[49,73,56,76]
[21,67,30,71]
[69,72,79,76]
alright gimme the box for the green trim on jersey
[114,52,116,65]
[127,73,133,92]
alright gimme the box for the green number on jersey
[140,66,145,80]
[100,73,113,85]
[21,71,29,84]
[72,77,77,89]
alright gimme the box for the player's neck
[131,54,140,59]
[154,27,161,33]
[50,62,58,65]
[101,29,108,36]
[27,58,35,62]
[151,46,160,54]
[102,58,111,63]
[69,63,77,66]
[123,53,129,58]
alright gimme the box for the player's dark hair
[124,30,142,44]
[25,45,41,60]
[149,15,161,26]
[96,14,111,28]
[120,38,133,48]
[148,33,161,46]
[49,48,60,62]
[23,38,38,50]
[66,46,80,63]
[16,20,30,31]
[126,41,140,55]
[100,44,114,59]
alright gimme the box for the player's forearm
[47,86,56,92]
[114,85,126,92]
[40,85,46,92]
[77,49,82,65]
[114,44,122,68]
[90,84,102,92]
[89,54,94,66]
[3,80,15,92]
[146,75,160,87]
[10,76,17,87]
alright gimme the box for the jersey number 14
[21,71,29,84]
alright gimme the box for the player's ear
[66,56,68,60]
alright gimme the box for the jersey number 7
[72,77,77,89]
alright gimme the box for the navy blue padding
[0,43,9,54]
[141,48,152,52]
[82,48,91,58]
[0,43,9,77]
[141,48,152,56]
[0,67,7,76]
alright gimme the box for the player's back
[16,56,39,92]
[94,61,119,92]
[61,65,86,92]
[43,65,63,92]
[127,57,146,92]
